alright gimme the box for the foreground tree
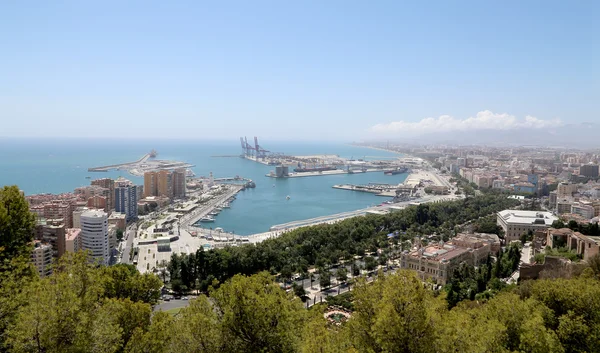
[210,272,306,353]
[0,186,37,348]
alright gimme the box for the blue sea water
[0,138,406,235]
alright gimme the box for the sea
[0,138,407,235]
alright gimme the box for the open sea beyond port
[0,138,407,235]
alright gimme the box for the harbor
[239,136,412,179]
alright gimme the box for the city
[0,1,596,352]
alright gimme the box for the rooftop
[81,209,107,218]
[498,210,557,226]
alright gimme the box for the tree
[168,296,223,352]
[319,270,331,289]
[102,264,163,305]
[292,282,307,299]
[0,186,38,349]
[0,186,36,266]
[336,267,348,283]
[210,272,305,353]
[364,256,377,272]
[116,229,124,242]
[347,270,436,353]
[351,262,360,277]
[6,252,121,352]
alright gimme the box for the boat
[208,211,219,216]
[222,203,231,208]
[384,167,409,175]
[85,176,91,179]
[200,217,215,222]
[286,195,291,200]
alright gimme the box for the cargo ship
[293,166,337,173]
[384,167,409,175]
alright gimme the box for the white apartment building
[80,210,109,266]
[31,241,53,277]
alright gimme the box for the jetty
[88,151,195,177]
[332,183,397,196]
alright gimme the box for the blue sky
[0,1,597,141]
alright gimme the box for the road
[154,299,191,312]
[119,223,137,264]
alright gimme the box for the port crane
[240,136,277,160]
[254,136,270,160]
[240,136,256,157]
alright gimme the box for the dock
[88,151,195,177]
[332,183,397,196]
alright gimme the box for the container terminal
[236,136,413,178]
[88,150,195,177]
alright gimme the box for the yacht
[200,216,215,222]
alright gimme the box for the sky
[0,1,597,142]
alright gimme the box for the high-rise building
[87,195,107,211]
[157,170,173,199]
[80,210,109,266]
[143,170,185,200]
[144,172,158,198]
[30,201,74,228]
[91,178,115,211]
[172,168,186,198]
[65,228,81,253]
[115,178,138,221]
[40,219,66,258]
[31,241,53,277]
[580,164,599,178]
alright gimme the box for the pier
[332,183,398,196]
[87,151,195,177]
[88,153,152,172]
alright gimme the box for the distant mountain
[365,122,599,149]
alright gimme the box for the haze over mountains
[366,110,598,148]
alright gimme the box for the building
[31,241,53,277]
[549,191,558,208]
[144,171,159,198]
[91,178,115,211]
[87,195,107,211]
[556,200,573,215]
[557,182,578,198]
[580,164,599,178]
[144,170,184,200]
[172,168,186,198]
[108,212,126,231]
[513,182,536,194]
[80,210,109,266]
[30,201,74,228]
[72,207,90,229]
[39,219,66,259]
[449,233,501,259]
[497,210,558,243]
[571,203,595,220]
[157,170,173,199]
[65,228,81,253]
[115,178,138,222]
[547,228,600,261]
[399,242,472,286]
